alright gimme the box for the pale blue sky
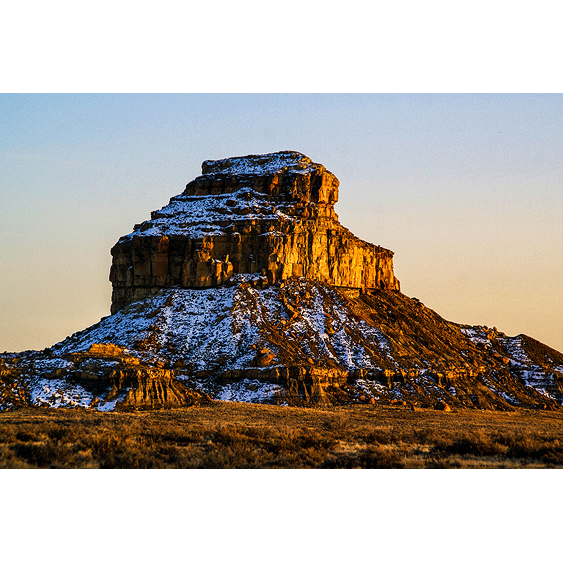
[1,93,562,352]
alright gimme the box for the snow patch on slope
[192,377,286,404]
[29,377,93,409]
[52,280,399,378]
[460,327,492,349]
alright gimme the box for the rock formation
[109,151,399,314]
[1,151,562,412]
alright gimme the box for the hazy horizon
[1,93,562,353]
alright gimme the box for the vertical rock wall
[109,152,400,314]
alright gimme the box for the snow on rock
[4,151,563,412]
[201,151,320,176]
[123,188,283,240]
[498,335,530,365]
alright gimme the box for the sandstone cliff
[109,151,399,314]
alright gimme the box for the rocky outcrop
[0,342,211,411]
[109,151,399,314]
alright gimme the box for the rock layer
[109,151,399,314]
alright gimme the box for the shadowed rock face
[109,151,400,314]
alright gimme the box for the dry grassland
[1,403,563,468]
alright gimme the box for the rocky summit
[1,151,563,411]
[109,151,399,314]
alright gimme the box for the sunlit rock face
[109,151,400,314]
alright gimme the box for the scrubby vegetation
[1,402,563,468]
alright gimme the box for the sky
[1,93,562,353]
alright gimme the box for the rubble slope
[2,277,561,411]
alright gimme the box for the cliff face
[109,151,399,314]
